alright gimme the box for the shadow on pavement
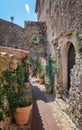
[31,86,45,130]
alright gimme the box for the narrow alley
[31,77,75,130]
[31,78,59,130]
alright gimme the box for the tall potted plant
[3,64,32,125]
[45,55,56,93]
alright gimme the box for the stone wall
[36,0,82,55]
[68,53,82,129]
[36,0,82,129]
[36,0,82,40]
[0,19,25,49]
[0,19,47,58]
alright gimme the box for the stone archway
[61,41,75,92]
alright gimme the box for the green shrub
[46,55,56,86]
[22,59,29,82]
[45,82,51,88]
[72,30,79,37]
[0,112,4,121]
[0,77,5,110]
[39,74,44,79]
[75,40,82,52]
[18,100,32,108]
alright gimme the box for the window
[32,34,39,43]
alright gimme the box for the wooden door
[67,44,75,90]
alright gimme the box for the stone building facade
[0,0,82,129]
[0,18,47,58]
[35,0,82,129]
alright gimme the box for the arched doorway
[67,43,75,90]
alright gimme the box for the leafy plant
[32,67,37,73]
[75,40,82,52]
[38,63,46,77]
[16,65,25,85]
[18,100,32,108]
[72,30,79,37]
[45,82,51,88]
[0,112,4,121]
[22,59,29,82]
[3,64,31,117]
[46,55,56,86]
[30,58,38,73]
[0,77,5,110]
[3,70,18,116]
[39,74,44,79]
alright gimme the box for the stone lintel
[58,29,75,39]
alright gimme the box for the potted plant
[3,64,32,125]
[31,67,37,77]
[39,74,45,84]
[45,82,53,93]
[45,55,56,93]
[15,64,32,125]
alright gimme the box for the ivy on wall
[72,30,82,53]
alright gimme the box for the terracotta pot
[39,78,44,84]
[46,87,53,93]
[14,105,32,125]
[31,72,36,77]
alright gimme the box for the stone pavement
[31,82,59,130]
[30,77,77,130]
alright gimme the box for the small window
[32,34,39,43]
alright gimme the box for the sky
[0,0,37,27]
